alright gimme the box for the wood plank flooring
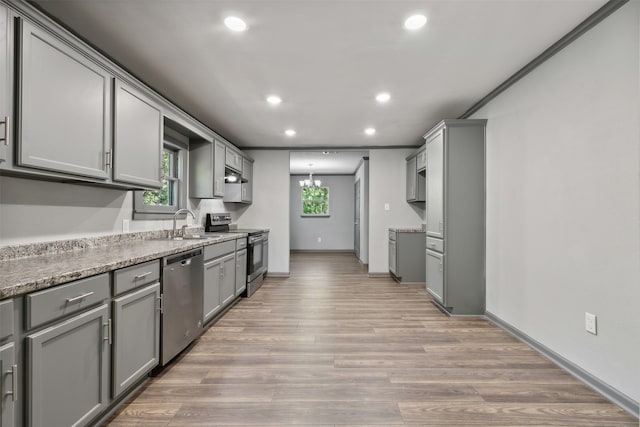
[104,252,637,426]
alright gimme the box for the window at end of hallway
[301,186,329,217]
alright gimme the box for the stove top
[204,213,268,236]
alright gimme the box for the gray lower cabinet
[235,248,247,296]
[0,342,16,427]
[112,282,160,398]
[219,253,236,307]
[113,79,163,188]
[389,230,426,284]
[17,18,112,180]
[203,257,223,322]
[0,3,11,169]
[426,250,444,303]
[190,139,226,198]
[423,119,486,315]
[26,303,110,427]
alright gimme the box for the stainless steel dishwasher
[161,248,203,365]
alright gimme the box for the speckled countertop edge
[389,227,425,233]
[0,231,246,300]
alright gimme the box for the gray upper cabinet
[406,150,425,203]
[17,19,111,180]
[112,282,160,398]
[426,130,444,238]
[203,256,223,323]
[416,148,426,172]
[26,303,110,427]
[242,158,252,203]
[0,4,11,169]
[189,139,225,198]
[113,79,163,188]
[423,119,486,315]
[225,147,242,173]
[0,342,16,427]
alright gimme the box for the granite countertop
[0,233,245,300]
[389,227,425,233]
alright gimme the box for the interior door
[354,180,360,259]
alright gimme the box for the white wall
[472,2,639,403]
[368,149,425,274]
[237,150,290,275]
[290,175,355,251]
[355,158,369,264]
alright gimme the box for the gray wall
[368,148,425,274]
[472,2,639,403]
[290,175,355,251]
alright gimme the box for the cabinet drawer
[204,240,236,261]
[0,299,13,341]
[426,237,444,253]
[113,260,160,296]
[26,273,110,330]
[236,237,247,250]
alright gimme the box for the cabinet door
[416,149,426,172]
[17,19,111,179]
[426,129,445,238]
[406,156,416,201]
[213,141,226,197]
[388,239,397,275]
[426,250,444,304]
[241,159,252,202]
[235,249,247,296]
[0,4,10,169]
[225,147,242,172]
[26,304,110,427]
[220,253,236,307]
[113,80,163,188]
[112,283,160,398]
[0,342,16,427]
[203,257,222,322]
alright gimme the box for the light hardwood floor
[105,252,637,426]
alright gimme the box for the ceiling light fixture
[376,92,391,103]
[224,16,248,32]
[404,14,427,31]
[364,127,376,136]
[266,95,282,105]
[299,164,321,188]
[285,129,296,137]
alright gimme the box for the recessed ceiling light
[285,129,296,137]
[376,92,391,103]
[266,95,282,105]
[404,14,427,30]
[364,128,376,136]
[224,16,248,32]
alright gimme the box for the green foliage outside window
[143,150,173,206]
[302,186,329,215]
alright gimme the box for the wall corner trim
[485,311,639,418]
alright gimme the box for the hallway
[105,252,636,426]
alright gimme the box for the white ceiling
[290,150,368,174]
[33,0,604,153]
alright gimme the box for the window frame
[300,185,330,217]
[133,137,187,220]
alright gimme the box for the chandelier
[299,164,321,187]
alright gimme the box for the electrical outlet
[122,219,130,233]
[585,312,597,335]
[317,237,322,243]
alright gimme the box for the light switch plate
[585,312,597,335]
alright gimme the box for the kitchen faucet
[172,209,196,239]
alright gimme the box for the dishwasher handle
[164,249,202,266]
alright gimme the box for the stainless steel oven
[247,232,266,281]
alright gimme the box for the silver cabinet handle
[429,243,436,247]
[156,295,163,313]
[0,116,9,146]
[5,365,17,402]
[134,271,152,280]
[103,319,112,345]
[66,291,94,303]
